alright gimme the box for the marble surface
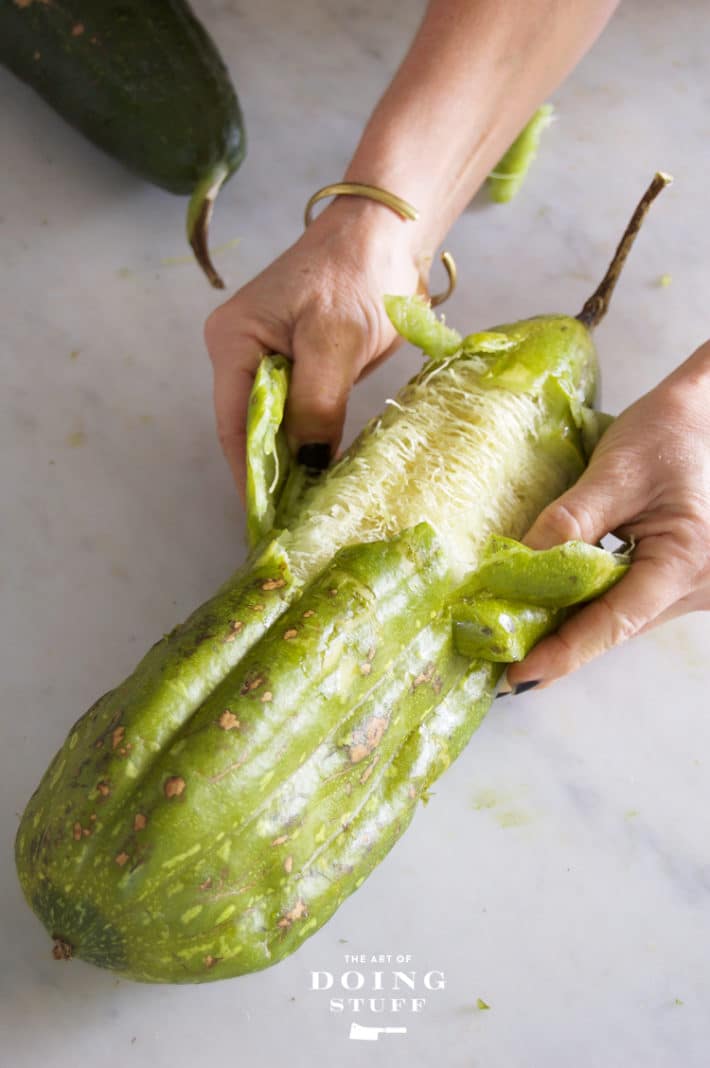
[2,1,710,1065]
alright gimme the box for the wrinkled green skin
[16,311,626,983]
[452,538,629,662]
[462,536,630,608]
[0,0,245,196]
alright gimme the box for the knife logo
[348,1022,408,1041]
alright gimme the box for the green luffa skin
[16,309,618,982]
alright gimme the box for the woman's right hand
[506,338,710,689]
[204,197,425,499]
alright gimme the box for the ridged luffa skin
[15,314,598,982]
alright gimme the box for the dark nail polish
[297,443,331,470]
[511,680,541,696]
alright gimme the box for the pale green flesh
[280,314,597,585]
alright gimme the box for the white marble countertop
[2,1,710,1065]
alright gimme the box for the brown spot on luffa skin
[348,716,388,764]
[261,577,285,591]
[223,620,243,644]
[164,776,185,799]
[93,708,124,751]
[277,898,307,929]
[218,710,240,731]
[412,662,442,694]
[412,663,435,689]
[359,755,379,785]
[239,673,264,696]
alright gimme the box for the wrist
[308,191,429,272]
[306,188,438,289]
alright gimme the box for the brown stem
[189,196,225,290]
[577,172,673,328]
[187,164,230,290]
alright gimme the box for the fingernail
[297,443,331,470]
[511,680,541,696]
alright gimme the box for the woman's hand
[506,339,710,690]
[204,198,422,498]
[204,0,619,497]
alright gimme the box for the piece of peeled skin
[245,354,292,547]
[451,536,630,664]
[383,294,462,360]
[460,536,630,609]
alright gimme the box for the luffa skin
[15,178,667,983]
[13,316,607,983]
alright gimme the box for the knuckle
[538,501,589,544]
[204,305,227,357]
[598,597,639,647]
[542,628,580,680]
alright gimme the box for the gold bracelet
[303,182,419,228]
[302,181,456,307]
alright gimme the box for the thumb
[506,450,654,687]
[522,451,641,550]
[284,311,366,466]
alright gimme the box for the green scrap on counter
[488,104,555,203]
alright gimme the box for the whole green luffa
[14,176,669,982]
